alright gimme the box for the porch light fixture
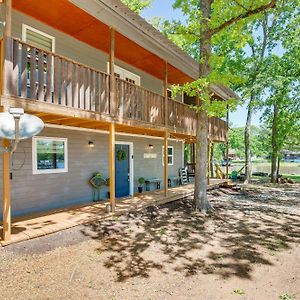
[88,141,95,148]
[148,144,154,149]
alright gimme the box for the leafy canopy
[121,0,152,14]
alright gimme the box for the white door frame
[115,141,134,196]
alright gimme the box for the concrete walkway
[1,184,197,247]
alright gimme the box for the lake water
[224,162,300,175]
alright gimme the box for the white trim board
[22,24,56,52]
[44,124,185,142]
[115,141,134,196]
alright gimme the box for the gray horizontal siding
[11,9,163,95]
[0,127,183,218]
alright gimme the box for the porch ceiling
[31,112,195,141]
[13,0,192,85]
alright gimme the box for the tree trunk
[194,0,213,212]
[194,110,212,211]
[244,96,254,184]
[271,103,278,183]
[276,156,281,180]
[210,143,214,178]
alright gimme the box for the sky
[141,0,263,128]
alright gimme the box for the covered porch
[0,180,228,246]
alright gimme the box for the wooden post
[192,143,196,164]
[207,140,211,185]
[226,104,229,180]
[109,27,116,116]
[5,0,12,37]
[163,61,168,126]
[164,130,169,197]
[109,123,115,212]
[2,139,11,241]
[1,0,12,97]
[226,141,229,180]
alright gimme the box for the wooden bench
[145,178,161,191]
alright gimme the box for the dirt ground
[0,183,299,300]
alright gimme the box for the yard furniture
[168,176,180,187]
[145,178,161,191]
[186,163,195,180]
[179,168,189,185]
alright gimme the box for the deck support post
[226,105,229,180]
[226,141,229,180]
[163,61,168,197]
[163,60,168,126]
[207,140,211,185]
[164,130,169,196]
[109,123,115,212]
[1,0,12,97]
[109,27,116,116]
[2,139,11,241]
[192,143,196,164]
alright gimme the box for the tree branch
[208,0,276,37]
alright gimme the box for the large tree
[262,60,300,182]
[160,0,277,212]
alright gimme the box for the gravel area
[0,183,299,300]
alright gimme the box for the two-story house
[0,0,235,241]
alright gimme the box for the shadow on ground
[82,186,300,282]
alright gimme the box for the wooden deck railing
[1,37,228,141]
[116,77,165,126]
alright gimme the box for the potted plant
[138,177,145,193]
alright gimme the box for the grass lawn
[283,174,300,183]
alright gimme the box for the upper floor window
[108,63,141,86]
[22,24,55,52]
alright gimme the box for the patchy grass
[282,174,300,183]
[233,289,245,295]
[279,293,295,300]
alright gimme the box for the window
[162,146,174,166]
[107,63,141,86]
[22,24,55,52]
[33,137,68,174]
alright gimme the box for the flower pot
[138,186,143,193]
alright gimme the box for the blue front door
[115,144,130,198]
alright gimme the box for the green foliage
[279,293,295,300]
[153,1,293,117]
[121,0,152,14]
[233,288,245,295]
[229,126,270,158]
[138,177,145,185]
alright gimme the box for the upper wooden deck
[0,37,228,142]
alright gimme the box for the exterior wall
[0,127,184,218]
[11,10,163,95]
[0,4,4,37]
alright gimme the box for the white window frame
[32,137,68,175]
[162,146,174,166]
[22,24,56,52]
[107,63,141,86]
